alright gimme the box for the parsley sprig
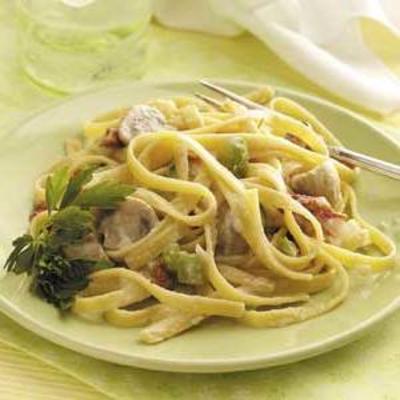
[4,164,134,310]
[46,164,134,212]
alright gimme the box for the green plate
[0,80,399,373]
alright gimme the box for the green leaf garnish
[92,259,115,270]
[59,165,99,209]
[4,158,135,311]
[4,229,109,311]
[72,181,135,209]
[46,206,95,251]
[33,255,115,311]
[33,254,93,310]
[45,165,69,214]
[4,203,103,311]
[4,234,35,274]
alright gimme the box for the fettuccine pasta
[8,86,396,344]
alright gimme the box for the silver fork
[196,79,400,181]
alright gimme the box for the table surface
[0,1,400,399]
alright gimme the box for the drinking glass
[17,0,152,93]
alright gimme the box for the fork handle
[329,146,400,181]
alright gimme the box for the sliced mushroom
[118,105,167,145]
[63,233,107,261]
[291,160,343,209]
[99,198,159,250]
[216,204,249,256]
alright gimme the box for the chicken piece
[118,105,167,145]
[216,205,249,256]
[63,233,107,261]
[293,194,370,250]
[323,218,371,251]
[99,198,159,250]
[291,160,343,209]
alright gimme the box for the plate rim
[0,79,399,373]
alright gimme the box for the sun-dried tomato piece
[292,194,346,235]
[101,127,124,148]
[151,261,175,290]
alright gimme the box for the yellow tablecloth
[0,1,400,399]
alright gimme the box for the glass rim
[15,0,152,30]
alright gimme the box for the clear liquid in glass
[18,0,152,93]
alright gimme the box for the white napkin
[153,0,243,36]
[154,0,400,114]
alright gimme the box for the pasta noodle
[14,86,396,344]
